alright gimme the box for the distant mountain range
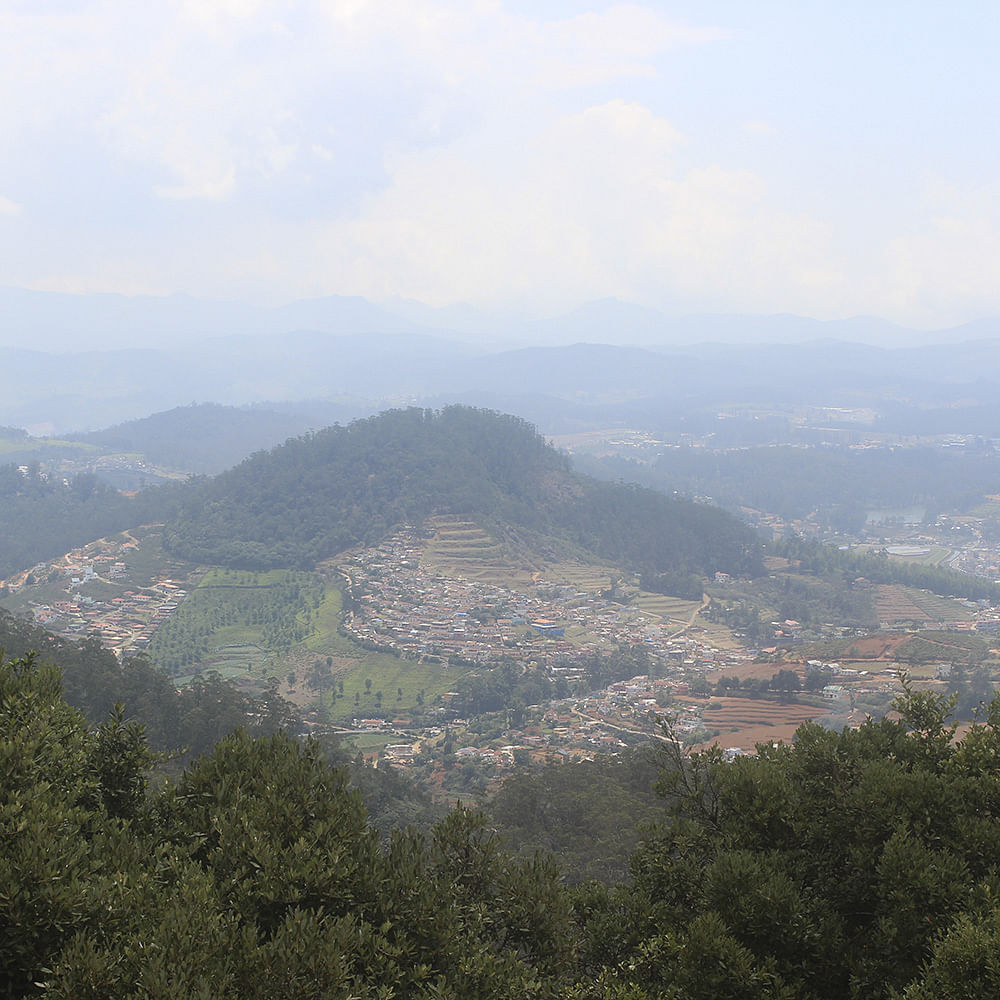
[4,286,1000,434]
[4,285,999,353]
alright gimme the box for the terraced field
[422,518,539,587]
[632,592,702,624]
[701,696,825,729]
[903,588,976,623]
[421,516,619,595]
[875,585,932,623]
[875,584,974,624]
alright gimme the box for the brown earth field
[680,694,833,753]
[706,662,804,682]
[697,722,804,751]
[701,696,826,728]
[795,634,911,662]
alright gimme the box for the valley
[8,497,1000,805]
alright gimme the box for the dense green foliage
[163,406,762,581]
[577,444,1000,532]
[1,655,576,999]
[164,406,564,568]
[597,692,1000,999]
[487,748,669,884]
[0,462,184,577]
[0,607,299,758]
[8,651,1000,997]
[72,402,310,475]
[9,648,1000,997]
[773,535,1000,602]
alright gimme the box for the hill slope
[163,406,763,580]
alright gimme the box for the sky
[1,0,999,329]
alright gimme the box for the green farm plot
[290,585,473,716]
[632,592,702,623]
[901,588,976,624]
[198,643,269,676]
[340,732,400,755]
[0,435,99,458]
[148,568,326,677]
[332,657,470,720]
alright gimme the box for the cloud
[295,99,841,316]
[880,205,1000,327]
[1,1,722,204]
[2,2,998,329]
[740,119,776,137]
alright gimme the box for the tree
[770,668,801,700]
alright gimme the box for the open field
[887,546,953,566]
[676,694,834,753]
[631,592,702,622]
[699,722,810,751]
[0,435,99,458]
[700,695,826,729]
[875,585,932,623]
[902,588,975,623]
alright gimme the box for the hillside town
[2,518,990,786]
[0,530,197,657]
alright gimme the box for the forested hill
[163,406,763,579]
[70,402,312,475]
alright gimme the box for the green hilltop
[162,405,763,581]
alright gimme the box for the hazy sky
[1,1,998,327]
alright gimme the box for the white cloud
[0,1,723,203]
[740,119,776,137]
[294,100,841,315]
[2,2,998,329]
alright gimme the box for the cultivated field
[421,516,622,596]
[421,518,541,587]
[688,695,831,752]
[631,592,702,623]
[875,584,974,624]
[875,585,932,623]
[902,588,975,623]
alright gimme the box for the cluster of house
[28,580,187,653]
[339,527,747,672]
[361,669,748,772]
[12,535,191,655]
